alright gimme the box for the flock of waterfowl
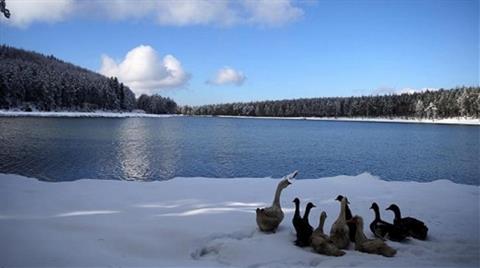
[256,171,429,258]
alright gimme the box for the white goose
[255,171,297,232]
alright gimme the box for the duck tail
[381,245,397,257]
[419,225,428,240]
[411,225,428,240]
[334,249,346,257]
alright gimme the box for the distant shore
[0,110,478,125]
[215,115,480,126]
[0,110,178,118]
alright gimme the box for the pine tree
[457,89,470,117]
[0,45,138,112]
[415,99,425,118]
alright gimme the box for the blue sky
[1,0,478,106]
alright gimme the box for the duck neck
[294,202,300,218]
[317,215,326,233]
[393,208,401,221]
[303,206,313,224]
[345,204,353,220]
[338,201,346,222]
[272,182,284,208]
[373,207,381,220]
[355,223,367,244]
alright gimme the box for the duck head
[306,202,316,209]
[292,197,300,205]
[386,204,400,213]
[278,178,291,190]
[386,204,402,219]
[283,170,298,185]
[320,211,327,220]
[335,195,350,204]
[370,202,379,211]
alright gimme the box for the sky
[1,0,478,106]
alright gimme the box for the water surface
[0,117,478,185]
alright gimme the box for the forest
[1,46,478,118]
[182,87,480,119]
[0,45,177,114]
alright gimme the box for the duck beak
[285,171,298,184]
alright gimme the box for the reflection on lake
[0,116,478,185]
[117,119,153,180]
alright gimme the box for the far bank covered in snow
[0,110,179,118]
[0,110,479,125]
[216,115,480,126]
[1,173,478,267]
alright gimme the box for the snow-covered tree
[425,102,438,120]
[181,87,479,119]
[0,45,138,112]
[457,89,470,117]
[415,100,425,118]
[476,94,480,117]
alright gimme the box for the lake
[0,116,478,185]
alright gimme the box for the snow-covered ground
[1,110,478,125]
[216,115,480,126]
[1,173,478,267]
[0,110,178,118]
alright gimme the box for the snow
[0,110,178,118]
[216,115,480,126]
[0,110,478,125]
[1,173,478,267]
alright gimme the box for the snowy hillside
[0,173,478,267]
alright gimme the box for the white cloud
[99,0,302,26]
[89,0,233,25]
[243,0,304,26]
[99,45,189,95]
[1,0,305,28]
[1,0,74,28]
[207,67,246,86]
[94,0,155,20]
[155,0,237,26]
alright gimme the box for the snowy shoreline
[215,115,480,126]
[1,110,478,125]
[0,110,180,118]
[1,173,478,267]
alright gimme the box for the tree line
[181,87,480,119]
[2,46,478,118]
[0,45,177,114]
[137,94,177,114]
